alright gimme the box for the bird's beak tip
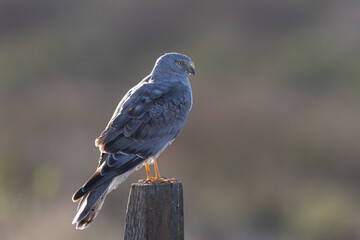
[189,63,195,75]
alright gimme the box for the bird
[72,52,195,230]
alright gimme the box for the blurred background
[1,0,360,239]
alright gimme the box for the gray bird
[72,52,195,230]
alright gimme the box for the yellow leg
[153,158,162,180]
[138,163,154,183]
[153,158,176,182]
[138,158,177,184]
[145,163,152,180]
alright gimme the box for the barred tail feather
[72,171,133,230]
[72,182,110,230]
[72,154,148,230]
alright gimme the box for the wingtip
[72,189,83,202]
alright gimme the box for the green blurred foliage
[1,0,360,240]
[32,164,61,198]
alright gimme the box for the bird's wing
[95,81,192,158]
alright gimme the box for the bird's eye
[178,61,184,66]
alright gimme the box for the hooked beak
[188,62,195,75]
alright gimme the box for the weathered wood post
[124,182,184,240]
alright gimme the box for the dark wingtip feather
[72,188,85,202]
[73,166,104,202]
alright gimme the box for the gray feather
[72,52,194,229]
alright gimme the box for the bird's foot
[138,176,177,184]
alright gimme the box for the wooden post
[124,182,184,240]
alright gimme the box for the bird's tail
[72,182,111,230]
[72,153,146,229]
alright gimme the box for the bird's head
[153,52,195,77]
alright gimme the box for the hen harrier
[72,52,195,230]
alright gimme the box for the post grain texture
[124,182,184,240]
